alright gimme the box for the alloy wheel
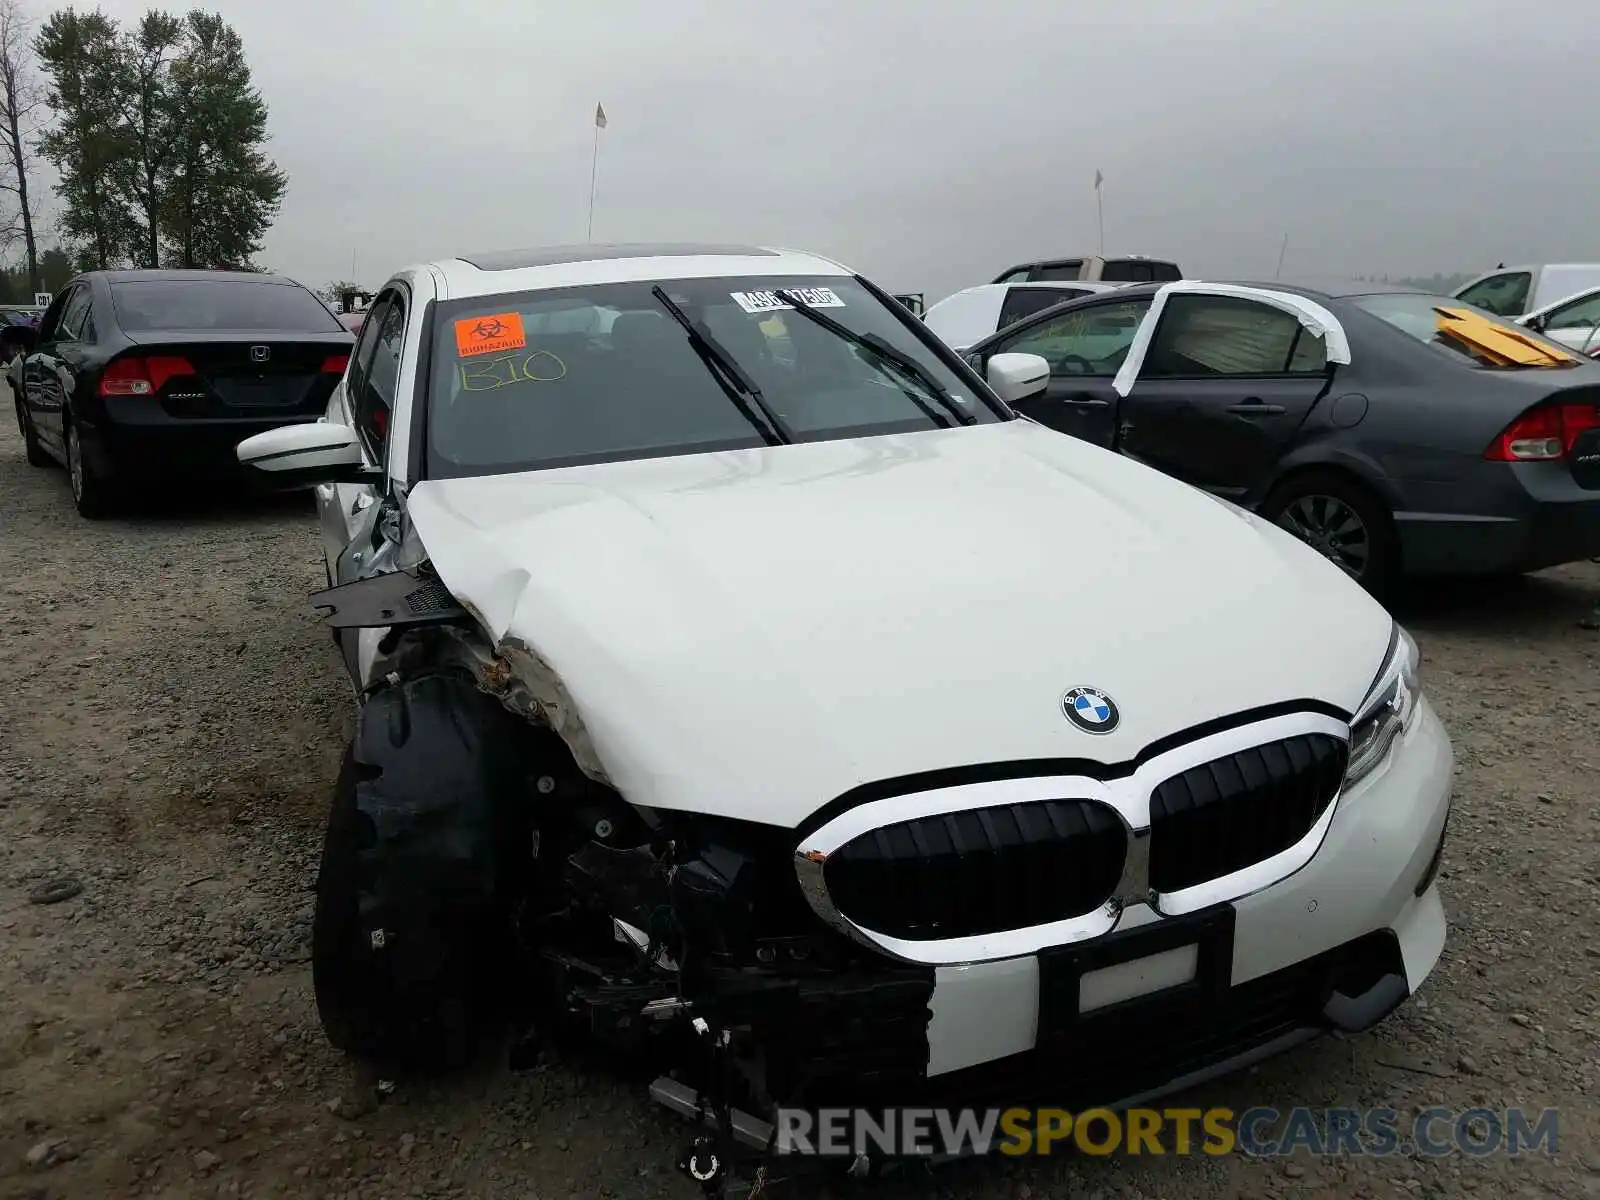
[1276,494,1370,579]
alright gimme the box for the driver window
[53,287,92,342]
[997,298,1151,376]
[353,296,404,464]
[36,288,74,341]
[1546,293,1600,331]
[1458,272,1532,317]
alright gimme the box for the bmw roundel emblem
[1062,686,1119,734]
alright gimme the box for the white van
[1452,263,1600,318]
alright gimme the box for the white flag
[595,103,608,130]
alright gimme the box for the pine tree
[36,7,287,271]
[34,9,137,269]
[161,11,285,269]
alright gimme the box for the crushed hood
[406,420,1392,828]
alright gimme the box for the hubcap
[68,425,84,499]
[1277,494,1370,578]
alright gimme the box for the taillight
[98,354,195,397]
[321,354,349,375]
[1484,400,1600,462]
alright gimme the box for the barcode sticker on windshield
[731,287,845,315]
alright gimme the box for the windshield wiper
[775,289,977,426]
[649,286,791,445]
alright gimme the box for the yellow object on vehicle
[1433,307,1582,368]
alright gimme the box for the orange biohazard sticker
[454,312,527,358]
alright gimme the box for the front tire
[312,736,503,1073]
[313,751,476,1070]
[1261,471,1399,603]
[66,419,116,519]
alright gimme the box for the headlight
[1344,623,1422,787]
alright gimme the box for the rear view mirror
[236,422,379,489]
[986,352,1050,404]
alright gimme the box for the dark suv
[992,254,1183,285]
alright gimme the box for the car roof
[1481,262,1600,272]
[92,268,305,286]
[999,280,1121,292]
[429,243,853,299]
[1040,278,1433,304]
[945,281,1120,301]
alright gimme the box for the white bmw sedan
[238,243,1451,1153]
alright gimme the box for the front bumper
[816,697,1452,1107]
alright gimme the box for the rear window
[1100,260,1154,283]
[1101,260,1182,283]
[1033,261,1085,282]
[1353,292,1586,368]
[111,279,344,333]
[998,287,1083,329]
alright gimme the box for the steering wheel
[1056,354,1093,374]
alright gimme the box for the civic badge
[250,345,270,362]
[1062,686,1119,734]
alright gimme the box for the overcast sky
[79,0,1598,301]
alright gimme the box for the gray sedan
[966,279,1600,599]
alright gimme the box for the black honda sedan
[964,279,1600,599]
[12,270,354,517]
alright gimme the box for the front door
[978,296,1152,449]
[324,288,407,689]
[315,293,396,585]
[23,284,93,457]
[1118,293,1329,500]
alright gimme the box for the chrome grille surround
[794,711,1349,965]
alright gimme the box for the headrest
[609,310,680,357]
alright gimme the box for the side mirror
[237,422,379,489]
[986,352,1050,404]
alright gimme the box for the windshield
[426,275,1001,477]
[1351,292,1586,368]
[111,280,345,333]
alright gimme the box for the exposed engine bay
[305,556,1449,1194]
[313,575,934,1190]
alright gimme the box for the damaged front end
[310,567,933,1184]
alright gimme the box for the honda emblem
[250,345,270,363]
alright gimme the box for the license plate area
[1035,907,1235,1049]
[211,375,314,409]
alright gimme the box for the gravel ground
[1,407,1597,1200]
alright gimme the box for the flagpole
[1274,232,1289,279]
[1095,170,1105,256]
[586,123,600,243]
